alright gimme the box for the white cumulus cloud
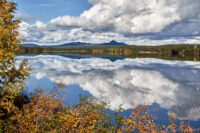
[18,0,200,45]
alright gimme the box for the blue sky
[14,0,91,23]
[13,0,200,45]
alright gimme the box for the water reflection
[17,55,200,122]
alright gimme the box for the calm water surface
[17,54,200,128]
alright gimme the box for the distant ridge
[21,40,128,48]
[52,42,93,48]
[20,43,40,47]
[99,40,127,46]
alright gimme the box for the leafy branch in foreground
[0,0,30,131]
[5,87,196,133]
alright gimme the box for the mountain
[99,40,127,46]
[53,40,127,48]
[21,40,128,48]
[20,43,40,47]
[52,42,93,48]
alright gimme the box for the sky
[13,0,200,45]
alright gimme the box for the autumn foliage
[2,87,195,133]
[0,0,197,133]
[0,0,30,131]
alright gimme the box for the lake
[17,54,200,128]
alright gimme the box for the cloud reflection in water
[17,55,200,121]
